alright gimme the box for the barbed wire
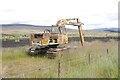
[4,61,58,78]
[4,56,90,78]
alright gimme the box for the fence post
[58,59,60,78]
[88,53,91,65]
[107,49,109,54]
[22,73,25,78]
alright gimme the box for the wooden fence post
[58,59,60,78]
[88,53,91,65]
[107,49,109,54]
[22,73,25,78]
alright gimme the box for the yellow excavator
[27,18,84,57]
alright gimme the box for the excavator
[27,18,84,58]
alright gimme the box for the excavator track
[27,46,71,58]
[47,46,71,59]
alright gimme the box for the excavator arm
[55,18,84,46]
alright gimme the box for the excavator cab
[50,25,67,34]
[29,25,68,47]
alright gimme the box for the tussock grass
[0,48,2,78]
[2,40,118,78]
[59,40,118,78]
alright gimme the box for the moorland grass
[2,40,118,78]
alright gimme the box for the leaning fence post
[58,59,60,78]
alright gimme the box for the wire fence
[3,58,82,78]
[3,48,112,78]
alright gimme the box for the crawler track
[26,46,71,59]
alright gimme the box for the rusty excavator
[27,18,84,58]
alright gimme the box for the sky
[0,0,119,29]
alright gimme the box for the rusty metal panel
[57,34,68,44]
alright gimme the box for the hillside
[93,28,120,32]
[1,23,119,38]
[2,23,119,32]
[2,23,77,34]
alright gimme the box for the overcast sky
[0,0,119,29]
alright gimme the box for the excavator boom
[56,18,84,46]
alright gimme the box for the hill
[1,23,77,34]
[94,28,120,32]
[1,23,119,36]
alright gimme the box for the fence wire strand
[3,56,90,78]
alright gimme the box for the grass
[1,30,119,41]
[0,47,2,78]
[1,34,29,41]
[2,40,118,78]
[60,40,118,78]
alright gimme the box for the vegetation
[1,34,29,41]
[1,25,119,78]
[2,40,118,78]
[1,30,119,41]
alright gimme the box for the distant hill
[1,23,78,33]
[1,23,51,27]
[93,28,120,32]
[1,23,119,32]
[2,23,119,38]
[1,23,33,27]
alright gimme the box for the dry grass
[0,48,2,78]
[2,40,118,78]
[60,40,118,78]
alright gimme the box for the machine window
[34,34,43,38]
